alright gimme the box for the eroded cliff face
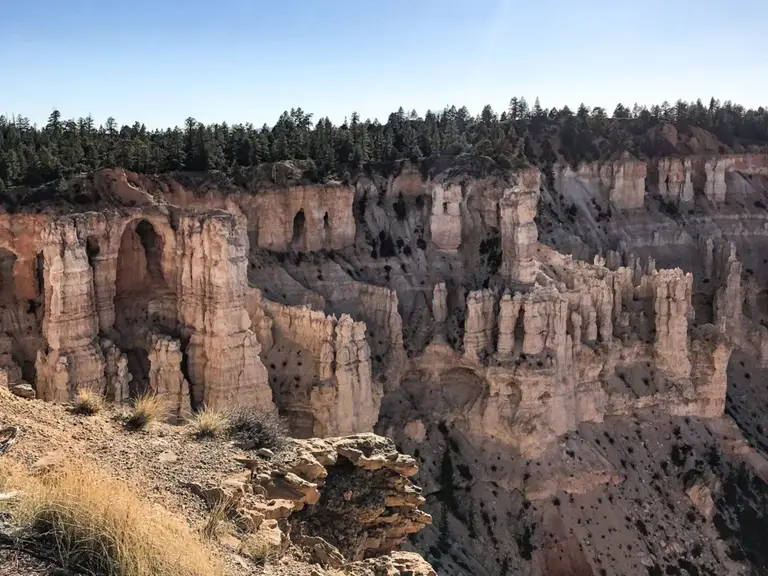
[245,288,381,438]
[0,198,273,419]
[555,153,647,211]
[6,157,768,576]
[386,247,728,459]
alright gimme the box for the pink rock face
[0,157,743,454]
[430,183,463,251]
[501,168,540,283]
[656,157,694,203]
[0,205,273,416]
[250,291,382,438]
[175,213,272,412]
[249,185,356,252]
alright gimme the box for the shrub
[126,393,167,431]
[189,407,229,439]
[72,388,104,415]
[228,406,288,450]
[0,461,221,576]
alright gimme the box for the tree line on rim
[1,97,767,191]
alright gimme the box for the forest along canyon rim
[0,106,768,576]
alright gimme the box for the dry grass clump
[72,388,104,415]
[227,406,288,450]
[202,497,232,540]
[189,407,229,439]
[0,461,221,576]
[126,393,167,431]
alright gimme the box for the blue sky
[2,0,766,128]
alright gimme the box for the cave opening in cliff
[291,210,306,249]
[86,235,100,268]
[323,211,330,230]
[114,219,170,394]
[35,252,44,302]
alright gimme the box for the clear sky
[2,0,766,128]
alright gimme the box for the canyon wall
[245,288,381,438]
[162,182,357,253]
[0,202,273,418]
[6,157,765,575]
[419,246,728,457]
[557,152,768,210]
[5,161,747,437]
[555,153,647,210]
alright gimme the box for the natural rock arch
[113,218,172,395]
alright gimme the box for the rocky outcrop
[653,268,693,380]
[496,291,522,356]
[283,434,430,559]
[101,338,131,403]
[147,333,190,421]
[407,248,730,458]
[697,153,768,204]
[656,157,694,203]
[249,290,381,438]
[249,185,356,252]
[327,316,377,435]
[500,168,540,283]
[0,203,274,415]
[162,179,357,254]
[176,212,272,411]
[36,216,105,401]
[555,154,646,211]
[432,282,448,324]
[608,154,647,209]
[713,241,743,338]
[430,183,462,251]
[191,434,432,569]
[463,289,496,360]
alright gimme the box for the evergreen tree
[0,97,768,191]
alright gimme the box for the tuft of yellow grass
[126,393,167,431]
[72,388,105,415]
[202,497,232,540]
[189,407,229,440]
[0,461,221,576]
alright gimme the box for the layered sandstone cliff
[245,288,380,437]
[0,198,273,418]
[420,247,728,457]
[555,153,647,210]
[5,157,766,576]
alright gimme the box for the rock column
[500,168,540,284]
[177,212,273,411]
[36,217,105,401]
